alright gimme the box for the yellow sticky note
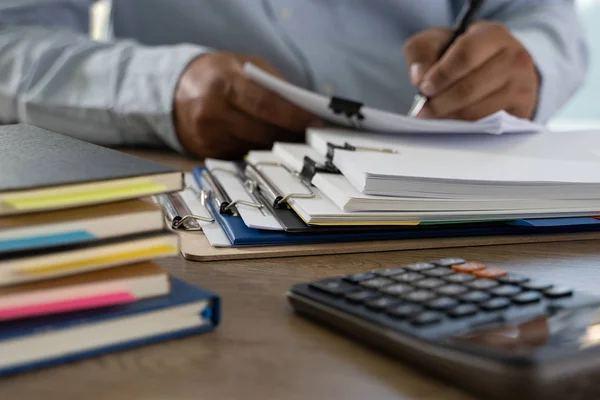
[4,182,167,210]
[15,245,178,275]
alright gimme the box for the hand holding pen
[405,0,540,121]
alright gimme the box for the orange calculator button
[473,267,508,279]
[452,262,486,273]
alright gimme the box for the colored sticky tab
[510,217,600,227]
[0,292,136,322]
[0,231,95,253]
[14,245,178,275]
[3,182,166,210]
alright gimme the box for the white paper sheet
[244,62,544,136]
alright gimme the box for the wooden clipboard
[179,230,600,262]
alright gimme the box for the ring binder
[201,168,263,216]
[155,193,212,231]
[244,162,315,208]
[329,97,364,128]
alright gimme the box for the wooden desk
[4,149,600,400]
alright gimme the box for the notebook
[0,262,170,321]
[0,231,179,287]
[0,124,183,216]
[0,277,220,376]
[243,63,543,135]
[0,200,166,254]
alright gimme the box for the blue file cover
[0,278,220,376]
[192,167,600,247]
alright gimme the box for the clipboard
[179,229,600,262]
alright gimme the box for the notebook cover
[0,277,220,376]
[0,124,178,193]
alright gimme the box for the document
[244,63,544,136]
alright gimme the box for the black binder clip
[326,142,355,163]
[299,156,341,182]
[328,96,364,128]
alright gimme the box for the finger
[423,50,511,118]
[425,83,511,121]
[228,74,319,133]
[420,22,511,97]
[403,28,453,86]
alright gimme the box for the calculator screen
[447,306,600,356]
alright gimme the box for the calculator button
[387,304,424,319]
[435,284,469,297]
[404,262,436,272]
[411,312,444,326]
[447,304,479,318]
[489,285,522,297]
[512,291,543,305]
[365,296,402,311]
[380,283,414,296]
[466,279,499,290]
[497,273,530,285]
[543,286,573,298]
[374,267,406,277]
[310,279,358,296]
[345,290,380,304]
[422,267,455,277]
[473,267,508,279]
[403,290,438,303]
[360,277,395,289]
[480,297,512,311]
[460,290,492,303]
[452,262,486,273]
[443,273,476,284]
[414,278,446,290]
[433,258,466,267]
[521,281,554,291]
[392,272,425,283]
[344,272,377,283]
[427,296,459,311]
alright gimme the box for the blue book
[0,277,220,376]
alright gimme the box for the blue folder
[0,278,220,376]
[193,167,600,247]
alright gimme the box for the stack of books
[0,124,220,376]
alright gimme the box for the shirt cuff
[117,43,211,154]
[510,29,559,124]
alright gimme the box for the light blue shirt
[0,0,588,153]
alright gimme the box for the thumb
[403,28,453,86]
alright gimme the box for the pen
[407,0,485,117]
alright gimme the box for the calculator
[287,258,600,400]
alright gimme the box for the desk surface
[4,149,600,400]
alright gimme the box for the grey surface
[0,124,176,193]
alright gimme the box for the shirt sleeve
[479,0,589,123]
[0,1,210,153]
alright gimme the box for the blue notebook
[0,277,220,376]
[193,167,600,246]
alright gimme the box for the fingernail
[410,63,424,86]
[420,80,435,96]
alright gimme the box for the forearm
[0,24,207,152]
[483,0,588,123]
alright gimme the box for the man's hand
[174,52,319,159]
[404,21,540,121]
